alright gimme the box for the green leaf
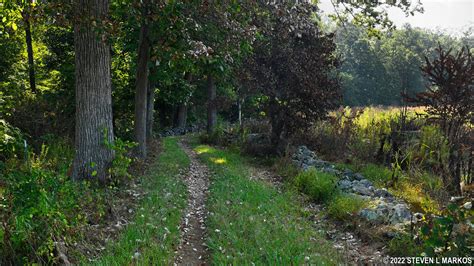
[11,23,17,31]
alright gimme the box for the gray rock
[352,184,374,196]
[338,179,353,191]
[321,167,341,176]
[305,158,317,166]
[301,164,311,171]
[353,173,365,181]
[389,204,412,224]
[246,133,269,145]
[359,209,379,222]
[359,202,392,224]
[359,179,373,187]
[297,145,314,157]
[374,188,392,198]
[384,230,399,238]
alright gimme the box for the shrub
[1,168,89,264]
[0,120,24,162]
[30,136,74,173]
[327,194,366,221]
[242,119,270,134]
[388,234,422,257]
[417,202,473,257]
[406,125,449,172]
[199,123,226,145]
[389,201,473,258]
[293,168,337,203]
[105,137,136,179]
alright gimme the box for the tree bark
[269,97,287,155]
[72,0,114,182]
[23,3,36,93]
[176,72,192,128]
[207,74,217,134]
[238,97,243,127]
[176,104,187,128]
[133,14,150,158]
[146,72,155,141]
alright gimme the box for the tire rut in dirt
[174,141,210,265]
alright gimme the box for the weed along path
[174,141,210,265]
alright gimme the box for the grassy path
[89,138,188,265]
[91,137,342,265]
[189,139,342,264]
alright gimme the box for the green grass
[327,193,367,221]
[293,168,338,203]
[88,137,188,265]
[192,142,342,265]
[359,163,393,186]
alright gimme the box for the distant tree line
[335,23,473,106]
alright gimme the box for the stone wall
[292,146,413,227]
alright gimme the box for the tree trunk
[177,72,192,129]
[146,72,155,141]
[133,16,150,158]
[177,104,187,128]
[72,0,114,182]
[448,145,463,195]
[23,4,36,93]
[238,97,243,127]
[207,74,217,134]
[269,98,286,155]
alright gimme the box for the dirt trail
[174,141,210,265]
[248,166,385,264]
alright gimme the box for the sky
[318,0,473,34]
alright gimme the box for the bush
[327,193,366,221]
[199,123,226,145]
[417,202,473,257]
[388,234,422,257]
[105,136,136,179]
[293,168,337,203]
[0,168,91,264]
[0,120,24,162]
[30,135,74,173]
[389,201,473,258]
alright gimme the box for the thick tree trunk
[207,74,217,134]
[23,6,36,93]
[133,18,150,158]
[269,98,287,155]
[146,75,155,141]
[176,72,192,128]
[176,104,187,128]
[72,0,114,182]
